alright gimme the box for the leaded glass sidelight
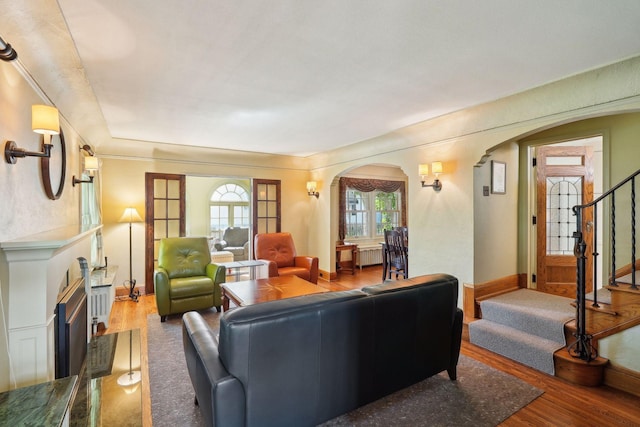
[546,176,582,255]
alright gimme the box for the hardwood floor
[105,266,640,426]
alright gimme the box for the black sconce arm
[4,141,52,164]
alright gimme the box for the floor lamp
[118,207,144,302]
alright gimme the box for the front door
[536,145,594,298]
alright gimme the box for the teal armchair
[154,237,225,322]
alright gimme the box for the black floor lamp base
[128,278,140,302]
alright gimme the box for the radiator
[357,247,383,267]
[91,291,111,328]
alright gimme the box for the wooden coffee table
[221,275,329,311]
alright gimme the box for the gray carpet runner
[468,289,574,375]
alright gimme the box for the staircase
[469,289,574,375]
[467,168,640,394]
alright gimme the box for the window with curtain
[339,177,406,242]
[345,188,401,238]
[80,169,102,267]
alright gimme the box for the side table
[336,243,358,275]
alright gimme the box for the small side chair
[154,237,225,322]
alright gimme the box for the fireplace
[0,224,100,389]
[55,276,88,379]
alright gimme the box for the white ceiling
[35,1,640,156]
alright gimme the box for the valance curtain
[338,177,407,241]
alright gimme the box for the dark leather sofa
[182,273,462,427]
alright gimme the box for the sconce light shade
[118,207,144,224]
[431,161,443,176]
[420,161,443,192]
[306,181,319,198]
[418,164,429,178]
[32,105,60,135]
[84,156,99,171]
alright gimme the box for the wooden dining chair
[383,229,408,280]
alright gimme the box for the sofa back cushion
[219,290,371,426]
[158,237,210,279]
[361,273,459,398]
[253,232,296,268]
[223,227,249,247]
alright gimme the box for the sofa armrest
[447,308,463,380]
[294,256,319,284]
[154,268,171,316]
[256,259,279,277]
[206,263,226,306]
[183,312,245,427]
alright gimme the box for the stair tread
[469,319,562,375]
[469,319,564,349]
[479,289,573,343]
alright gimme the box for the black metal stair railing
[570,168,640,361]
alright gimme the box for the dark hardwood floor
[106,265,640,427]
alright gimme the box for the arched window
[210,183,250,240]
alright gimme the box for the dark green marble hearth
[0,375,77,427]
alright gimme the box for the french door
[144,173,186,294]
[252,179,281,235]
[535,145,593,298]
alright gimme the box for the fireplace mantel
[1,224,101,257]
[0,224,101,390]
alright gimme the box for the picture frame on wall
[491,160,506,194]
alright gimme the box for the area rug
[148,310,542,427]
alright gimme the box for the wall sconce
[72,156,99,186]
[419,161,443,191]
[306,181,320,198]
[5,105,60,164]
[0,36,17,61]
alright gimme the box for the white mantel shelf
[0,224,102,390]
[1,224,102,258]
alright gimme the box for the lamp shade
[32,105,60,135]
[418,164,429,177]
[431,161,443,175]
[306,181,317,192]
[84,156,99,171]
[118,207,144,223]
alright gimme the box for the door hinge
[532,215,537,225]
[532,274,537,283]
[532,157,537,167]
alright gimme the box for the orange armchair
[254,232,319,284]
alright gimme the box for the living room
[2,2,640,425]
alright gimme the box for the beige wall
[473,142,520,283]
